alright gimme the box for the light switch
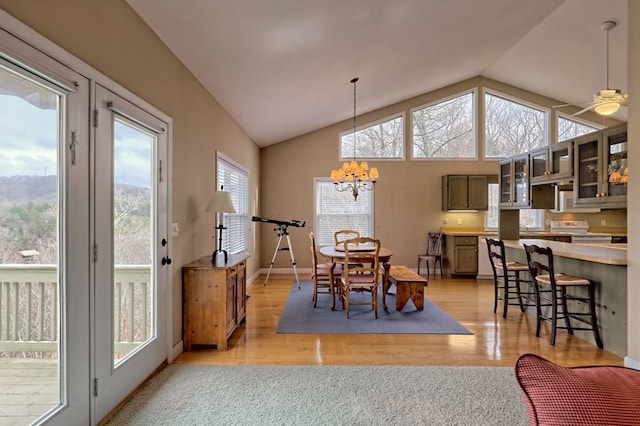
[172,222,180,237]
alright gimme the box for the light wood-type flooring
[175,274,623,368]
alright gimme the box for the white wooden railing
[0,265,152,354]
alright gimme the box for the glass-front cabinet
[574,123,627,208]
[529,140,573,184]
[499,155,529,208]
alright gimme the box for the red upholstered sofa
[514,353,640,425]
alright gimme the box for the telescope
[252,216,305,228]
[253,216,304,287]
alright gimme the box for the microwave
[552,189,601,213]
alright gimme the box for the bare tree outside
[341,115,403,160]
[412,92,475,158]
[113,185,152,265]
[485,92,547,157]
[558,116,601,142]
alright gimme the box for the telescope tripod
[264,224,300,288]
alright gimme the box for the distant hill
[0,175,148,204]
[0,175,57,204]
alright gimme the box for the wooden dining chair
[334,229,360,245]
[417,232,443,279]
[334,229,363,269]
[339,237,381,319]
[309,232,342,309]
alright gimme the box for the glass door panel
[575,137,600,201]
[499,162,511,205]
[512,157,529,206]
[530,149,548,181]
[112,119,154,365]
[0,63,61,426]
[605,132,627,199]
[550,143,572,178]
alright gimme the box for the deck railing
[0,265,152,354]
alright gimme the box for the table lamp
[205,186,236,265]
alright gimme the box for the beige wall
[626,1,639,366]
[0,1,261,348]
[260,76,624,271]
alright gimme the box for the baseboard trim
[624,356,640,370]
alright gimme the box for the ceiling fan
[554,20,628,117]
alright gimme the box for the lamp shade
[205,190,236,213]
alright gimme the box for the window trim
[338,111,405,161]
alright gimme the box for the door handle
[161,256,172,265]
[161,238,168,247]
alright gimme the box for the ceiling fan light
[594,101,620,116]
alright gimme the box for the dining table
[319,244,394,311]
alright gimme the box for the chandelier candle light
[331,77,379,201]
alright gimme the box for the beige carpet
[106,364,528,425]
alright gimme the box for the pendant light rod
[601,20,616,90]
[351,77,358,158]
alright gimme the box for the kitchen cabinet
[450,236,478,275]
[529,140,573,184]
[574,123,627,208]
[500,153,555,211]
[182,254,248,351]
[499,155,529,208]
[441,175,490,210]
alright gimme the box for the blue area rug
[276,281,472,334]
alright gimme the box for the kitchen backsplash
[440,209,627,231]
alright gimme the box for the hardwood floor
[175,274,623,367]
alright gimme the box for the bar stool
[486,238,535,318]
[523,243,603,349]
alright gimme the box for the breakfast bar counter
[502,239,627,266]
[502,239,627,357]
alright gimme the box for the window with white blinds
[314,179,374,247]
[217,153,249,255]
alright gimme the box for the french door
[0,25,170,425]
[93,84,169,422]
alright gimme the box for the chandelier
[330,77,379,201]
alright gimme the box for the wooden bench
[383,265,428,311]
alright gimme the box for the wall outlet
[601,218,606,226]
[442,217,448,225]
[457,218,463,225]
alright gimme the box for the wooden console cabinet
[182,254,248,351]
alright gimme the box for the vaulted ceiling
[126,0,628,147]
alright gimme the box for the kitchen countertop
[502,238,627,266]
[440,227,627,238]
